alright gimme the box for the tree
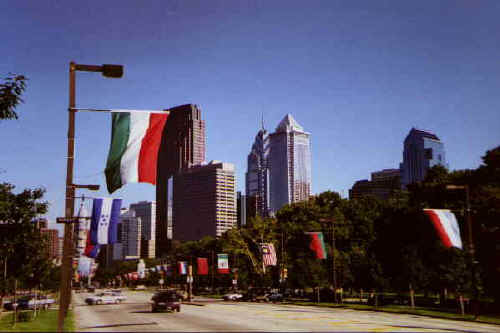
[0,183,52,302]
[0,74,27,120]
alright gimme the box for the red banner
[197,258,208,275]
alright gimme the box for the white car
[223,293,243,301]
[85,292,126,305]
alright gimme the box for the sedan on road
[85,292,125,305]
[223,293,243,301]
[151,291,181,313]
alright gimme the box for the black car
[151,291,181,313]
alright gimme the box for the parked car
[223,293,243,301]
[17,295,56,310]
[267,292,283,302]
[85,292,125,305]
[151,291,181,313]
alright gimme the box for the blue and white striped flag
[90,198,122,245]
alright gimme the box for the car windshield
[155,293,177,301]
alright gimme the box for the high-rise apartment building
[245,127,270,217]
[268,114,312,213]
[156,104,206,256]
[173,161,237,241]
[400,128,447,188]
[120,208,142,259]
[130,201,156,258]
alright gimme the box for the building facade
[349,169,401,200]
[268,114,312,213]
[41,228,59,259]
[237,191,247,228]
[130,201,156,258]
[245,127,270,217]
[173,161,237,241]
[156,104,206,256]
[120,208,142,259]
[400,128,447,188]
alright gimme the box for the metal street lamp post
[57,62,123,332]
[320,218,337,303]
[445,184,479,316]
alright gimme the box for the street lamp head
[101,64,124,78]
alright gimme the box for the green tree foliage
[0,183,54,294]
[0,74,27,120]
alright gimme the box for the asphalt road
[73,290,499,332]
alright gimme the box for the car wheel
[176,307,180,312]
[152,306,157,313]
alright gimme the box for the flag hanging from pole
[305,232,327,259]
[105,111,169,193]
[89,198,122,245]
[261,243,277,266]
[197,258,208,275]
[178,261,188,275]
[217,254,229,274]
[423,209,463,249]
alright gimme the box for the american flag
[261,243,277,266]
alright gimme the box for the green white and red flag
[105,111,169,193]
[217,254,229,274]
[305,232,327,259]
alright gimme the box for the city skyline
[1,1,499,233]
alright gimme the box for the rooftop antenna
[261,112,265,131]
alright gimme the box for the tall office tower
[268,114,312,213]
[173,161,237,241]
[237,191,247,228]
[156,104,206,257]
[400,128,447,188]
[130,201,156,258]
[120,208,142,260]
[245,127,270,217]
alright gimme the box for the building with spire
[245,122,270,217]
[400,128,447,188]
[246,114,312,215]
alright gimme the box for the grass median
[0,309,75,332]
[285,300,500,326]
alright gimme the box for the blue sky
[1,1,499,234]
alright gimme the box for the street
[73,290,499,332]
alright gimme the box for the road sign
[187,276,193,283]
[159,279,164,285]
[56,217,76,224]
[232,279,237,285]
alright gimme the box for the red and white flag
[261,243,277,266]
[423,209,463,249]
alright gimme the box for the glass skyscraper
[246,114,311,216]
[245,127,270,217]
[400,128,447,188]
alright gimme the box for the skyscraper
[156,104,206,257]
[400,128,447,188]
[120,208,142,260]
[130,201,156,258]
[245,126,270,217]
[173,161,237,241]
[268,114,312,213]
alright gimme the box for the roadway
[73,290,499,332]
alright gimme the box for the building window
[425,148,433,159]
